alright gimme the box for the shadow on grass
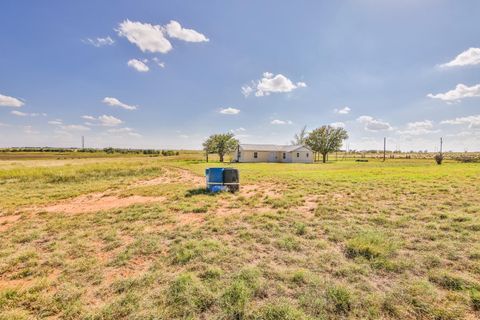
[185,188,217,197]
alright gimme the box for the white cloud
[330,122,345,128]
[440,48,480,68]
[271,119,293,125]
[243,72,307,97]
[427,83,480,102]
[127,59,149,72]
[152,57,165,68]
[98,115,123,127]
[11,111,46,117]
[107,127,141,137]
[23,126,39,135]
[83,36,115,47]
[357,115,392,131]
[441,115,480,129]
[48,119,63,125]
[102,97,138,110]
[61,124,91,131]
[83,114,123,127]
[0,94,24,107]
[117,20,172,54]
[397,120,439,135]
[165,20,209,42]
[219,107,240,115]
[334,106,351,114]
[231,127,246,133]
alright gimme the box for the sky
[1,0,479,151]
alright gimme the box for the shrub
[434,154,443,165]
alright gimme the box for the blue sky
[1,0,479,151]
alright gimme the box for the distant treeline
[0,147,179,156]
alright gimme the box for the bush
[434,154,443,165]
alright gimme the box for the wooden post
[383,137,386,162]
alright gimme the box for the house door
[268,152,277,162]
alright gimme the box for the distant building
[233,144,313,163]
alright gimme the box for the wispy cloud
[11,110,46,117]
[0,93,24,108]
[242,72,307,97]
[330,122,345,128]
[219,107,240,115]
[271,119,293,125]
[441,115,480,129]
[397,120,439,135]
[83,114,123,127]
[334,106,351,114]
[83,36,115,47]
[102,97,138,110]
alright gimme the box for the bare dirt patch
[39,194,165,214]
[0,214,21,232]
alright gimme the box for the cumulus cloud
[83,36,115,47]
[243,72,307,97]
[271,119,293,125]
[397,120,439,135]
[357,115,392,131]
[83,115,123,127]
[127,59,149,72]
[165,20,209,42]
[102,97,138,111]
[0,93,24,107]
[117,20,172,53]
[11,111,46,117]
[330,122,345,128]
[441,115,480,129]
[427,83,480,102]
[440,48,480,68]
[219,107,240,115]
[334,106,351,114]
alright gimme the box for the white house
[233,144,313,163]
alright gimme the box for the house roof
[239,144,310,152]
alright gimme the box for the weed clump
[167,273,214,318]
[345,231,396,260]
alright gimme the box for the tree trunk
[219,153,224,162]
[206,152,209,163]
[322,153,327,163]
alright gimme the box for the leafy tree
[291,125,308,145]
[306,125,348,163]
[203,133,239,162]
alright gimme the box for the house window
[254,152,258,159]
[297,152,300,158]
[306,153,309,158]
[282,153,286,159]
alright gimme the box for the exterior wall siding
[234,147,313,163]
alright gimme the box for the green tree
[306,125,348,163]
[203,133,239,162]
[291,125,308,145]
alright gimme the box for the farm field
[1,154,480,319]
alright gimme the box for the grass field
[1,153,480,319]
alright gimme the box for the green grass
[0,153,479,319]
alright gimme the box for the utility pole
[440,137,443,155]
[81,136,85,149]
[383,137,386,162]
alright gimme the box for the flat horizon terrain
[1,153,480,319]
